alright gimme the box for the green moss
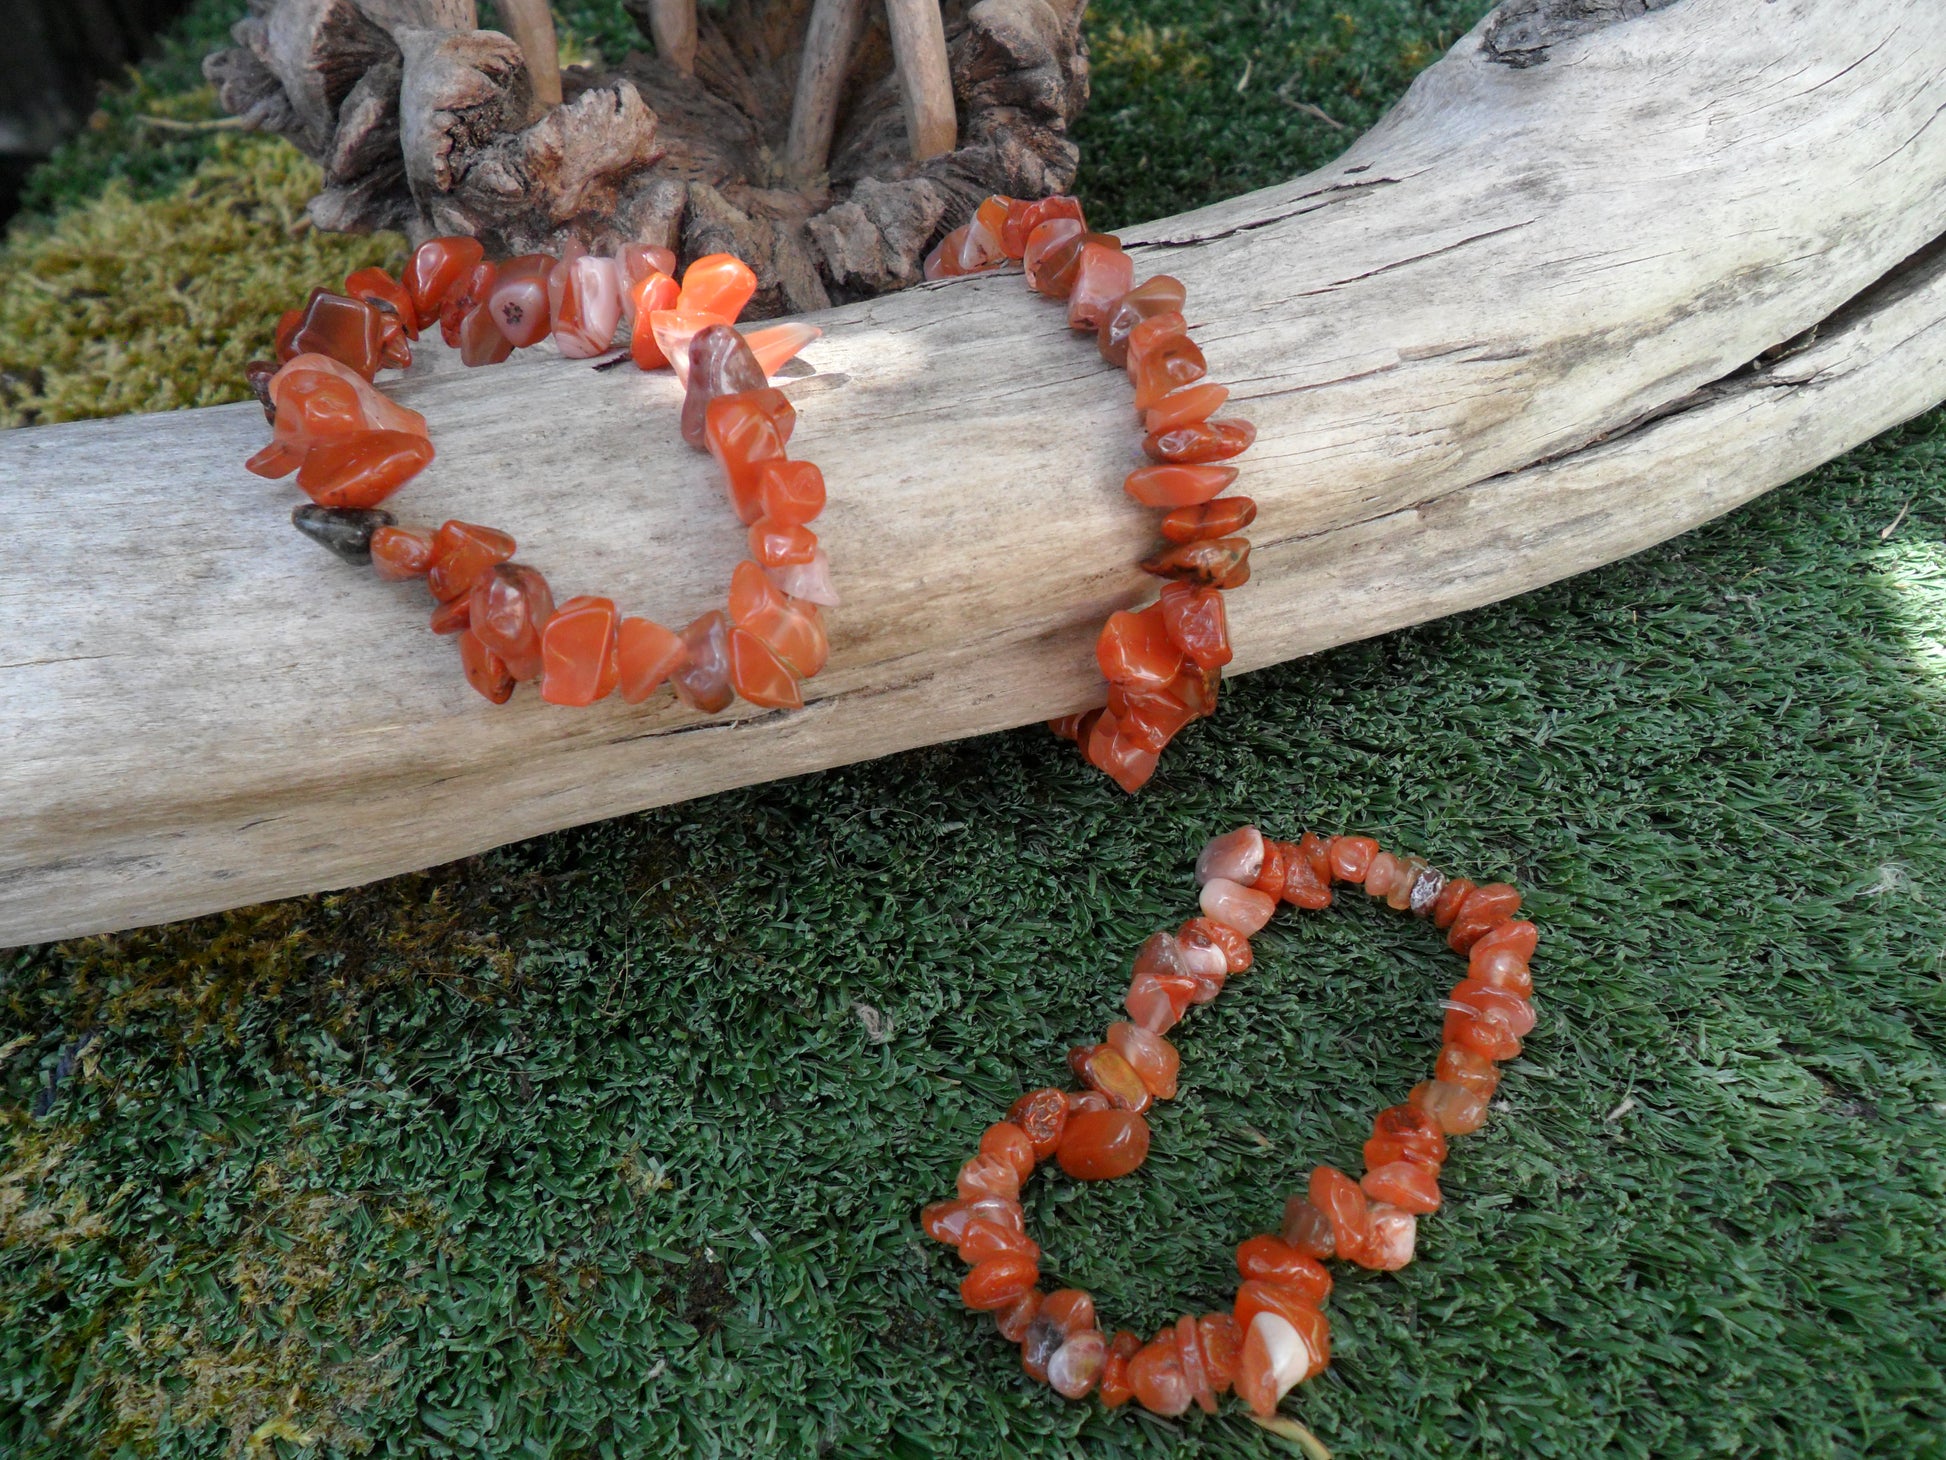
[0,134,402,428]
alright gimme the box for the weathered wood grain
[5,0,1945,946]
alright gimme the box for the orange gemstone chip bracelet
[247,238,833,712]
[922,828,1538,1418]
[927,196,1258,794]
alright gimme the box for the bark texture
[203,0,1091,315]
[10,0,1946,944]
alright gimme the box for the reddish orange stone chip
[616,616,688,703]
[293,429,434,509]
[540,596,621,707]
[1055,1109,1150,1180]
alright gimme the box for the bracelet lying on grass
[927,196,1257,794]
[244,239,830,711]
[922,826,1537,1418]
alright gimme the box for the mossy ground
[3,2,1944,1457]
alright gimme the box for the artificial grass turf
[3,1,1946,1457]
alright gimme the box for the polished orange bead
[1098,275,1186,366]
[615,242,678,290]
[1123,463,1237,509]
[1364,850,1405,901]
[1096,603,1182,686]
[1199,877,1275,935]
[1141,536,1250,587]
[403,236,485,324]
[1002,195,1083,257]
[960,1255,1039,1311]
[1430,882,1472,934]
[485,253,556,348]
[1442,986,1530,1061]
[728,627,803,709]
[1435,1041,1502,1099]
[616,616,688,703]
[1124,966,1196,1034]
[1055,1108,1150,1180]
[1411,1077,1490,1135]
[280,289,386,378]
[678,253,758,321]
[293,429,434,509]
[427,521,516,602]
[458,299,514,367]
[1309,1164,1371,1264]
[1235,1235,1333,1306]
[672,610,734,713]
[1159,581,1232,670]
[1364,1103,1448,1171]
[1144,417,1256,464]
[548,250,624,358]
[370,525,435,581]
[1173,1313,1216,1414]
[705,388,795,523]
[1067,239,1135,331]
[1473,918,1539,963]
[1234,1305,1326,1416]
[1039,1288,1096,1338]
[1233,1278,1327,1347]
[1085,714,1163,792]
[1362,1160,1442,1214]
[1364,1202,1418,1270]
[957,1150,1021,1203]
[1127,1336,1191,1416]
[1281,1195,1336,1258]
[1145,381,1229,435]
[1020,218,1086,294]
[1067,1090,1113,1116]
[1250,839,1287,899]
[924,1194,1021,1245]
[748,517,818,567]
[1449,883,1523,953]
[1105,1020,1179,1099]
[1105,682,1196,754]
[921,225,973,280]
[429,595,471,636]
[1198,1313,1241,1395]
[1007,1089,1068,1160]
[728,561,829,677]
[1471,944,1534,995]
[755,459,826,525]
[539,596,621,706]
[958,1217,1038,1265]
[344,267,418,337]
[1327,834,1379,883]
[255,355,428,476]
[469,562,554,681]
[457,630,514,704]
[994,1288,1042,1342]
[979,1122,1038,1184]
[1126,314,1206,410]
[1048,1329,1108,1399]
[626,271,682,367]
[1097,1331,1141,1407]
[1072,1043,1152,1113]
[439,260,497,348]
[1179,916,1252,973]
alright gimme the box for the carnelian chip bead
[1056,1108,1150,1180]
[671,610,734,713]
[1362,1160,1442,1214]
[470,562,554,681]
[1197,824,1265,884]
[1095,604,1182,686]
[281,289,387,378]
[1235,1235,1333,1306]
[1179,916,1252,973]
[1067,1089,1113,1116]
[728,628,804,709]
[1127,314,1206,409]
[1144,417,1256,464]
[343,267,418,337]
[1048,1331,1108,1399]
[548,248,624,358]
[1435,1041,1502,1099]
[1433,876,1476,928]
[1281,1196,1336,1259]
[749,517,818,567]
[1141,536,1250,587]
[1071,1044,1152,1113]
[1001,194,1083,257]
[994,1289,1042,1343]
[1175,1313,1217,1413]
[1200,877,1275,936]
[539,596,621,707]
[616,617,688,703]
[1105,1020,1179,1099]
[957,1150,1022,1203]
[1411,1077,1490,1135]
[1099,275,1186,366]
[457,631,515,703]
[1326,834,1379,883]
[429,595,471,636]
[1067,239,1135,331]
[403,235,484,324]
[1097,1331,1141,1408]
[485,253,556,347]
[1448,882,1523,952]
[439,260,497,348]
[1309,1164,1372,1264]
[294,429,435,509]
[1020,217,1085,293]
[626,271,682,367]
[1472,945,1534,996]
[1363,1203,1418,1270]
[459,298,515,367]
[1008,1088,1069,1160]
[1128,1335,1192,1416]
[755,459,826,525]
[1145,382,1230,435]
[1473,918,1540,963]
[1123,463,1238,509]
[678,253,759,320]
[1236,1308,1321,1418]
[729,562,829,677]
[978,1123,1038,1184]
[1106,683,1195,754]
[682,325,767,450]
[959,1218,1038,1265]
[1160,581,1232,670]
[1365,1103,1448,1171]
[961,1256,1039,1311]
[427,521,515,602]
[370,525,435,580]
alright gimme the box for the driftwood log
[6,0,1946,947]
[201,0,1090,314]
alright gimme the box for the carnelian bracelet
[922,826,1538,1418]
[246,238,831,711]
[926,196,1257,794]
